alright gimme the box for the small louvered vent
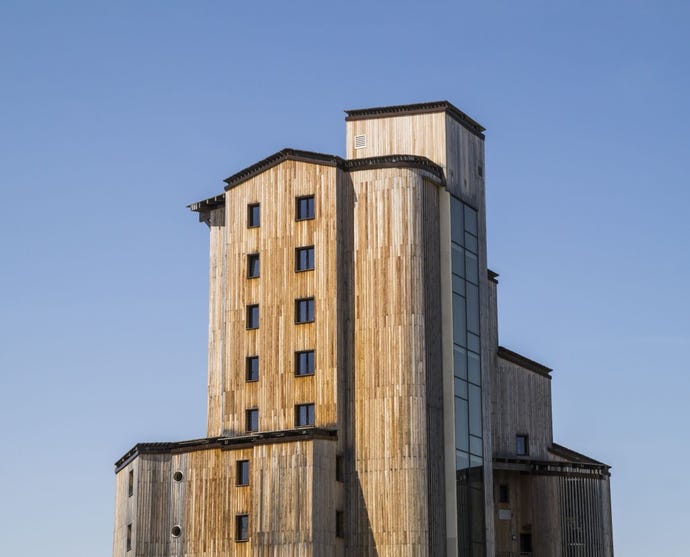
[354,134,366,149]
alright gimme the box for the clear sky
[1,1,688,555]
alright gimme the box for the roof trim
[550,442,609,467]
[497,346,552,377]
[114,428,337,473]
[488,269,499,283]
[188,151,446,210]
[345,100,485,139]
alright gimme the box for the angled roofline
[114,428,338,473]
[344,100,485,139]
[550,442,610,468]
[188,150,445,211]
[497,346,553,378]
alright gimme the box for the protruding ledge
[114,428,337,473]
[488,269,499,283]
[497,346,552,378]
[345,100,485,139]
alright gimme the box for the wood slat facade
[113,101,613,557]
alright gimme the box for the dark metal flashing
[114,428,337,473]
[188,151,445,211]
[493,455,610,479]
[497,346,552,378]
[345,100,485,139]
[488,269,499,283]
[550,442,608,467]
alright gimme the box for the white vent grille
[354,134,367,149]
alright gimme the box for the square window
[295,403,315,427]
[295,350,315,376]
[296,246,315,272]
[246,408,259,432]
[246,356,259,382]
[246,305,259,329]
[235,514,249,542]
[296,195,315,221]
[126,523,132,552]
[247,204,260,227]
[336,510,344,538]
[247,254,260,278]
[516,434,529,456]
[128,470,134,497]
[335,455,344,482]
[499,484,509,504]
[236,460,249,486]
[295,298,314,324]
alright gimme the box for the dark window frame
[246,408,259,432]
[295,195,315,221]
[295,246,315,272]
[295,349,315,376]
[295,298,315,324]
[126,523,132,552]
[295,403,315,427]
[246,304,259,329]
[247,203,260,228]
[235,514,249,542]
[236,460,250,486]
[516,434,529,456]
[335,455,344,482]
[335,510,344,538]
[246,356,259,382]
[498,484,509,504]
[128,469,134,497]
[247,253,260,279]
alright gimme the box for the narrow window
[295,350,315,376]
[499,484,509,503]
[296,195,315,221]
[246,304,259,329]
[295,403,315,427]
[295,246,315,272]
[247,253,260,278]
[516,434,529,456]
[128,470,134,497]
[236,460,250,486]
[246,356,259,382]
[295,298,315,324]
[236,514,249,542]
[247,203,260,228]
[520,533,533,553]
[336,510,344,538]
[335,455,344,482]
[246,408,259,432]
[126,523,132,551]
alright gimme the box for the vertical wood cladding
[209,160,342,437]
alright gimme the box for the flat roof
[345,100,485,138]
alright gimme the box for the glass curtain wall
[451,196,486,556]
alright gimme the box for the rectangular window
[246,304,259,329]
[247,253,260,278]
[335,455,344,482]
[128,469,134,497]
[295,350,315,376]
[236,514,249,542]
[499,484,509,504]
[336,510,344,538]
[520,533,532,553]
[295,403,315,427]
[295,298,315,324]
[236,460,249,486]
[126,523,132,551]
[246,408,259,432]
[295,246,315,271]
[516,434,529,456]
[246,356,259,382]
[247,203,260,227]
[296,195,315,221]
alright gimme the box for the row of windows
[246,246,315,279]
[245,403,315,432]
[245,350,314,382]
[246,298,314,329]
[247,195,315,228]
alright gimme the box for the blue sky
[1,1,688,555]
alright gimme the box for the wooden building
[112,101,614,556]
